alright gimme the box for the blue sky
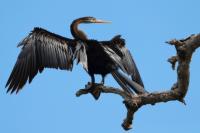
[1,0,200,133]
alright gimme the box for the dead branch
[76,33,200,130]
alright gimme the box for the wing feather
[102,35,144,88]
[121,47,144,87]
[6,27,87,93]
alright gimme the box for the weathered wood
[76,33,200,130]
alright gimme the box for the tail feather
[112,71,133,94]
[112,70,148,94]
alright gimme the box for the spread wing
[120,46,144,87]
[102,35,144,88]
[6,27,87,93]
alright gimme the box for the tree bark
[76,33,200,130]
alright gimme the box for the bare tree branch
[76,33,200,130]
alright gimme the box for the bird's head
[70,16,111,41]
[80,16,111,24]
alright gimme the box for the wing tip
[5,81,22,94]
[6,87,21,94]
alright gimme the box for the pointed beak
[94,19,112,23]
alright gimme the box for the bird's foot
[76,82,103,100]
[87,82,103,100]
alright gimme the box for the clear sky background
[1,0,200,133]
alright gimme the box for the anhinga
[6,16,147,97]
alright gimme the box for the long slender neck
[70,18,88,41]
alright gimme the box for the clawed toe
[76,82,103,100]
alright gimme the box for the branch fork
[76,33,200,130]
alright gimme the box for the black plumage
[6,16,147,95]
